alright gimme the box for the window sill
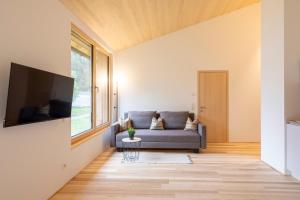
[71,123,109,148]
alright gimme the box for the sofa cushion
[118,117,132,131]
[160,111,189,129]
[150,117,164,130]
[128,111,156,129]
[184,117,197,131]
[116,129,200,143]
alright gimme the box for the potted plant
[128,127,135,140]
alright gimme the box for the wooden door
[198,71,228,142]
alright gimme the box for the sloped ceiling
[60,0,260,51]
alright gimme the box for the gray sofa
[110,111,206,153]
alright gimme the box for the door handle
[199,106,206,113]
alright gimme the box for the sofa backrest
[125,111,156,129]
[159,111,190,129]
[124,111,194,130]
[157,112,195,121]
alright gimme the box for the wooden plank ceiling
[60,0,259,51]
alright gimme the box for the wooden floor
[202,142,261,155]
[51,143,300,200]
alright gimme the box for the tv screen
[4,63,74,128]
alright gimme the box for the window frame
[94,47,110,128]
[71,24,112,146]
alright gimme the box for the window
[70,25,111,143]
[71,31,93,136]
[95,49,109,126]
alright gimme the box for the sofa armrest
[198,123,207,149]
[110,122,121,147]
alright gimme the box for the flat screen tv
[3,63,74,128]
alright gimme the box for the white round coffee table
[122,137,142,162]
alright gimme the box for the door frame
[197,70,229,142]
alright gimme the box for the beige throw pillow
[150,117,164,130]
[119,118,132,131]
[184,117,197,131]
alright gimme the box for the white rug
[122,152,193,164]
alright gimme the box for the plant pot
[129,135,134,140]
[128,128,135,140]
[128,132,135,140]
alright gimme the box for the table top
[122,137,142,143]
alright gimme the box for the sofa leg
[193,149,200,153]
[116,148,123,152]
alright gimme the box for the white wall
[261,0,285,173]
[0,0,111,199]
[284,0,300,178]
[284,0,300,121]
[261,0,300,174]
[115,4,261,142]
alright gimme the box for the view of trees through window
[71,33,92,136]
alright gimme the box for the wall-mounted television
[3,63,74,128]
